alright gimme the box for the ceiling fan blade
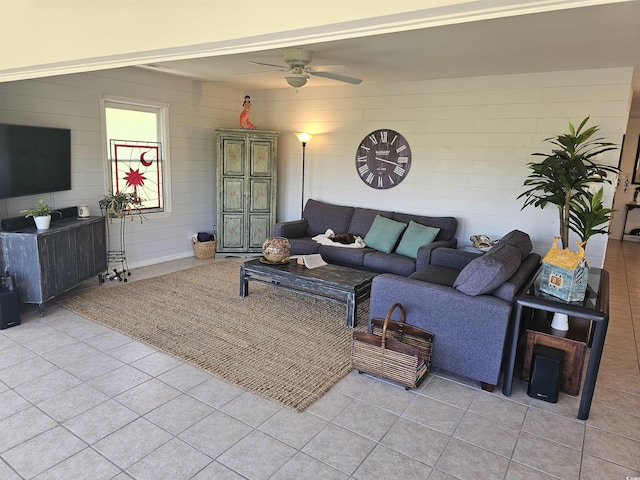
[234,69,283,77]
[308,70,362,85]
[247,61,288,71]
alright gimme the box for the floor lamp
[294,133,313,216]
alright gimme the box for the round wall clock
[355,129,412,189]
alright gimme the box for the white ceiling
[137,2,640,102]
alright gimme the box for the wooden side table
[521,315,589,395]
[503,267,609,420]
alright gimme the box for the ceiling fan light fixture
[285,72,309,88]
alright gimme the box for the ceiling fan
[249,47,363,88]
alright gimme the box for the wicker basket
[352,303,433,389]
[192,238,216,259]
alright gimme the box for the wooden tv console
[0,216,107,315]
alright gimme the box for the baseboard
[123,250,198,271]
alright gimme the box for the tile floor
[0,240,638,479]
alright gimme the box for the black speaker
[58,206,79,219]
[0,277,20,330]
[1,215,31,232]
[527,344,564,403]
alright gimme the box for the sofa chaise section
[367,230,541,390]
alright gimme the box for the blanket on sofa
[312,229,366,248]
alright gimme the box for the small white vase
[78,205,90,218]
[550,312,569,331]
[34,215,51,230]
[262,237,291,263]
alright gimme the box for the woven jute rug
[59,259,368,411]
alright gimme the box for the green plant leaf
[519,117,618,248]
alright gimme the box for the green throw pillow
[364,215,407,253]
[395,221,440,259]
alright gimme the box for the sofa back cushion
[392,213,457,241]
[303,199,354,236]
[492,252,541,302]
[348,208,393,237]
[454,243,522,296]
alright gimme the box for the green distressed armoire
[216,129,279,253]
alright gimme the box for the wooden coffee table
[239,258,377,327]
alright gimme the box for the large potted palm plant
[518,117,618,306]
[518,117,618,249]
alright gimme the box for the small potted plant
[99,190,145,223]
[21,199,61,230]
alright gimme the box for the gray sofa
[272,199,458,276]
[368,230,541,391]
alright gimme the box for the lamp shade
[294,132,313,144]
[550,312,569,331]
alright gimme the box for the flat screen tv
[0,124,71,200]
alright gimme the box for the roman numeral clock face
[356,129,412,189]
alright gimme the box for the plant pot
[34,215,51,230]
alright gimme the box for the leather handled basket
[352,303,434,389]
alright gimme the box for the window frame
[100,95,172,217]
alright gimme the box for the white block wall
[251,67,633,267]
[0,66,633,268]
[0,68,241,268]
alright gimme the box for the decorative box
[539,238,589,302]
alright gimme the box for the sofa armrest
[415,238,458,270]
[272,219,308,239]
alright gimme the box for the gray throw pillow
[454,243,521,296]
[500,230,532,260]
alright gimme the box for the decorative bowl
[470,234,498,252]
[262,237,291,263]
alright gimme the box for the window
[101,96,171,214]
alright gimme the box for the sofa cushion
[395,221,440,259]
[364,215,407,253]
[454,243,521,296]
[410,264,460,286]
[288,237,321,255]
[363,251,416,276]
[348,208,393,237]
[319,244,372,267]
[303,199,354,236]
[500,229,532,260]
